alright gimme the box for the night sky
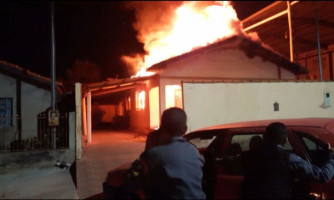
[0,1,273,84]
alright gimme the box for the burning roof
[147,35,308,75]
[122,1,244,77]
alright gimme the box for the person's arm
[289,153,334,183]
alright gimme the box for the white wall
[0,74,17,147]
[159,78,183,116]
[21,82,51,139]
[183,81,334,133]
[158,40,295,80]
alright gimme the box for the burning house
[83,34,307,136]
[80,1,309,140]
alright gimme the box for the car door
[212,128,265,199]
[291,129,334,199]
[213,127,300,199]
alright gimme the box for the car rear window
[189,136,217,148]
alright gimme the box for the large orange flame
[122,1,245,77]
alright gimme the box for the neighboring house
[82,34,308,135]
[0,60,63,150]
[242,1,334,80]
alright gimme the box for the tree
[62,59,103,91]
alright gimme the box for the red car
[103,118,334,199]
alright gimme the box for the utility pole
[50,1,58,149]
[315,1,323,80]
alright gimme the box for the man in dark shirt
[241,122,334,199]
[144,107,206,199]
[104,107,205,199]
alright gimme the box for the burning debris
[122,1,255,78]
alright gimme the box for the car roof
[192,118,334,133]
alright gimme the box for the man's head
[160,107,187,137]
[263,122,288,146]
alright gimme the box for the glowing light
[165,85,182,109]
[149,87,160,129]
[124,1,243,78]
[136,91,145,110]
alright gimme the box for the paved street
[0,167,78,199]
[76,130,146,199]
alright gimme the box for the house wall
[0,74,17,148]
[297,44,334,80]
[158,47,296,80]
[159,78,183,116]
[183,81,334,133]
[129,85,150,134]
[21,82,51,139]
[128,39,300,133]
[94,105,115,123]
[147,77,160,129]
[129,77,164,133]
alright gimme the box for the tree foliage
[63,59,103,91]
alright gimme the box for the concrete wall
[92,105,115,123]
[183,81,334,133]
[129,86,150,134]
[21,82,51,139]
[160,78,183,115]
[0,74,17,147]
[0,112,76,173]
[0,73,53,147]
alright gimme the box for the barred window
[0,98,13,128]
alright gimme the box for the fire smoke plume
[122,1,260,77]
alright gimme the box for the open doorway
[91,90,131,131]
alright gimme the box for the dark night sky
[0,1,273,82]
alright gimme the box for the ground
[76,130,146,199]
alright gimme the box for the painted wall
[0,74,17,148]
[128,38,300,133]
[0,73,53,147]
[92,105,115,123]
[129,85,150,134]
[183,81,334,133]
[158,43,295,80]
[159,78,183,116]
[21,82,51,139]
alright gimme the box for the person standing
[144,107,206,199]
[241,122,334,199]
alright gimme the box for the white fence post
[75,82,82,160]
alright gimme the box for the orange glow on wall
[149,87,160,129]
[126,96,131,111]
[165,85,182,109]
[136,91,145,110]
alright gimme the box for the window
[0,98,13,128]
[231,134,263,151]
[136,91,145,110]
[294,132,328,165]
[189,136,217,149]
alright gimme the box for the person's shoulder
[148,129,160,137]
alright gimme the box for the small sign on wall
[48,110,59,126]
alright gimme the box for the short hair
[263,122,288,145]
[249,135,262,151]
[160,107,187,136]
